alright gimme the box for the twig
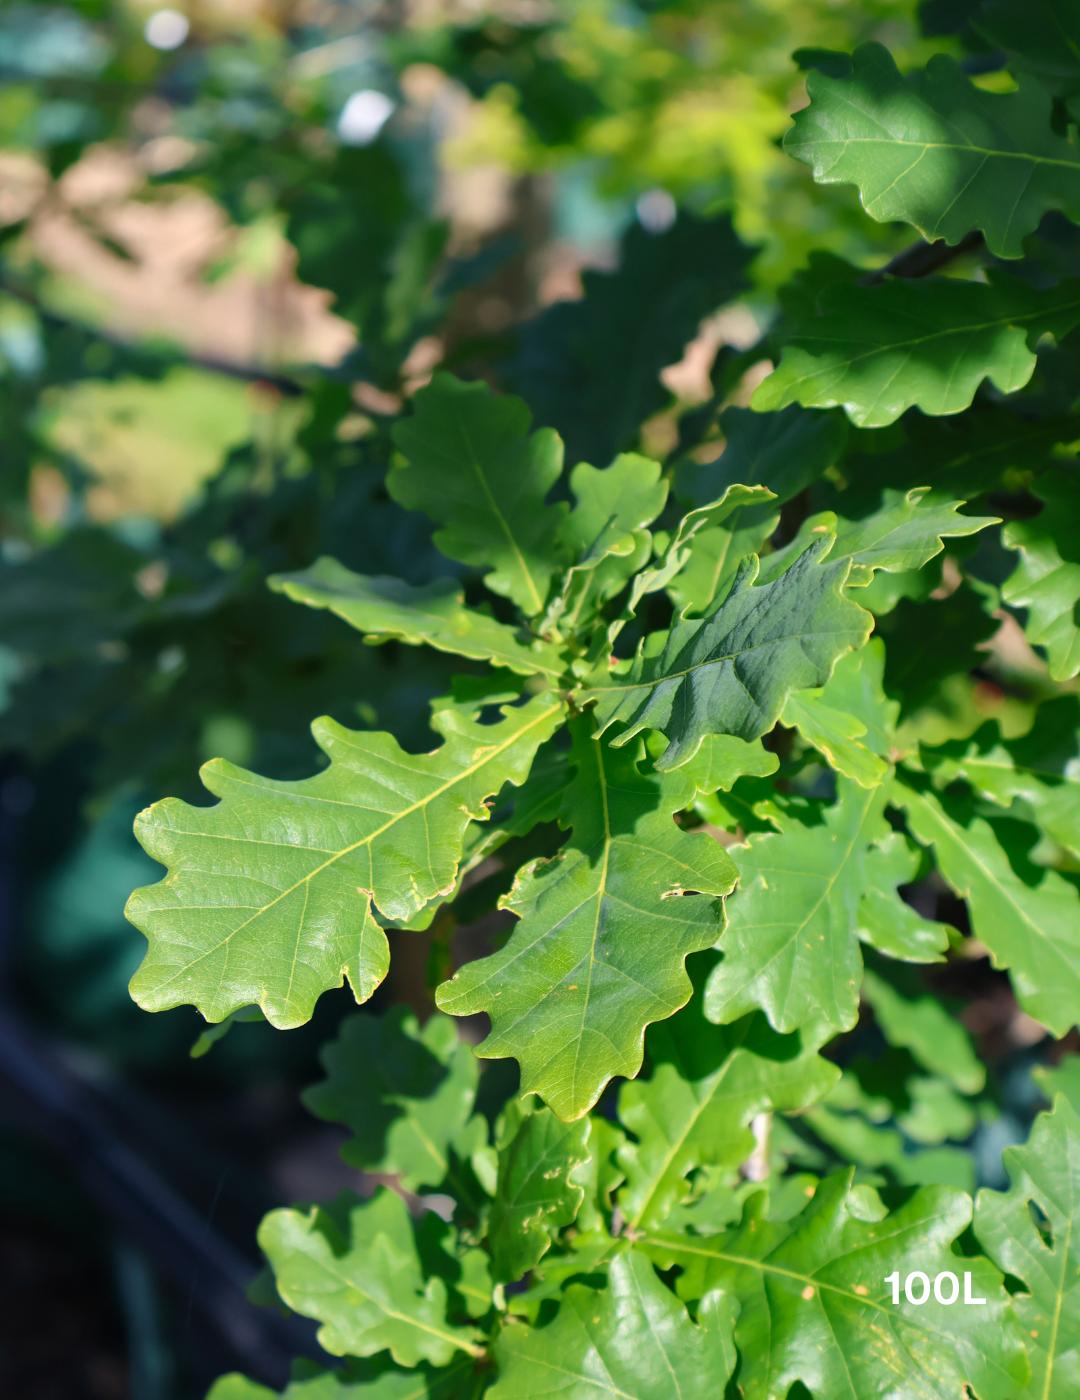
[859,230,985,286]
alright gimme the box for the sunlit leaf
[269,561,568,681]
[1003,465,1080,680]
[584,537,872,770]
[488,1105,590,1281]
[645,1172,1030,1400]
[258,1189,485,1367]
[488,1249,738,1400]
[390,374,565,617]
[976,1097,1080,1400]
[436,719,737,1121]
[786,41,1080,257]
[127,693,564,1028]
[753,271,1080,427]
[895,776,1080,1036]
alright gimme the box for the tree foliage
[4,0,1080,1395]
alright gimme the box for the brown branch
[859,230,985,286]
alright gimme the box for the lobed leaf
[126,692,564,1029]
[669,405,844,615]
[488,1106,590,1282]
[785,42,1080,258]
[435,719,737,1121]
[704,778,892,1038]
[976,1096,1080,1400]
[301,1008,486,1192]
[753,270,1080,427]
[269,561,568,681]
[860,968,985,1093]
[258,1188,485,1367]
[617,982,838,1232]
[780,641,898,788]
[895,777,1080,1036]
[389,374,565,618]
[1003,466,1080,680]
[488,1248,738,1400]
[645,1172,1030,1400]
[583,537,872,770]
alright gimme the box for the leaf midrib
[790,291,1080,373]
[796,134,1080,175]
[453,403,546,615]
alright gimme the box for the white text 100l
[883,1271,987,1305]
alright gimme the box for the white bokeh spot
[144,8,190,50]
[337,90,395,147]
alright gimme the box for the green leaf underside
[644,1172,1030,1400]
[390,374,565,617]
[617,1007,838,1231]
[585,538,872,770]
[301,1009,483,1190]
[259,1188,484,1367]
[753,271,1080,427]
[435,720,737,1121]
[895,778,1080,1037]
[488,1249,737,1400]
[786,42,1080,258]
[126,694,564,1028]
[1003,467,1080,681]
[976,1098,1080,1400]
[269,561,567,680]
[706,779,889,1037]
[488,1107,590,1282]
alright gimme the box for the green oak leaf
[976,1097,1080,1400]
[1035,1055,1080,1113]
[435,719,737,1121]
[644,1172,1030,1400]
[622,483,777,630]
[921,708,1080,861]
[705,778,908,1039]
[126,692,564,1029]
[861,968,985,1093]
[389,374,565,617]
[683,732,780,796]
[669,405,844,615]
[802,1103,976,1188]
[544,453,667,635]
[301,1008,486,1191]
[895,776,1080,1036]
[780,640,897,788]
[616,965,838,1232]
[268,562,568,682]
[1003,466,1080,680]
[206,1368,464,1400]
[857,832,954,963]
[757,488,998,590]
[487,1248,737,1400]
[258,1188,485,1367]
[785,42,1080,258]
[752,271,1080,427]
[583,537,872,770]
[488,1105,590,1281]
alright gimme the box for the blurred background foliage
[0,0,1070,1396]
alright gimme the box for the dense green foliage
[5,0,1080,1396]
